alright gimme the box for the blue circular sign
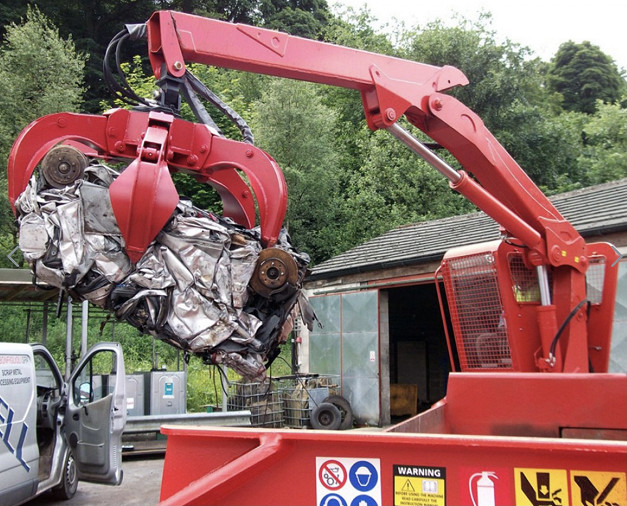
[350,494,378,506]
[349,461,378,492]
[320,493,347,506]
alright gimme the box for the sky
[331,0,627,72]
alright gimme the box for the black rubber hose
[185,70,254,144]
[548,299,589,360]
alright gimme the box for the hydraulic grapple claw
[8,108,288,261]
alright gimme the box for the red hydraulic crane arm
[8,10,616,372]
[146,11,584,272]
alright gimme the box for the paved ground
[33,455,165,506]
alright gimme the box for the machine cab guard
[65,342,126,485]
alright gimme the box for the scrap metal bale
[15,163,314,382]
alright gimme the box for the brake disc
[250,247,299,298]
[41,145,88,188]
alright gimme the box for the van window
[34,353,61,392]
[72,350,117,406]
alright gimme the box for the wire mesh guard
[509,254,541,303]
[443,252,512,370]
[586,256,607,305]
[227,375,339,428]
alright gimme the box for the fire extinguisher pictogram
[469,471,499,506]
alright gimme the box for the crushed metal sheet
[15,164,312,381]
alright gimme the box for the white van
[0,342,126,505]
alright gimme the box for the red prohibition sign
[319,460,347,490]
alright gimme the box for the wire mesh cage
[275,375,340,428]
[227,381,284,428]
[227,375,340,428]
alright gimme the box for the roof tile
[310,178,627,279]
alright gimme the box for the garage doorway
[384,282,454,419]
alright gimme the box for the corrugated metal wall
[309,291,380,426]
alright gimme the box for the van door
[0,343,39,505]
[65,342,126,485]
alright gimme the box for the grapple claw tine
[8,112,108,210]
[110,157,179,263]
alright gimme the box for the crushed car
[15,160,313,381]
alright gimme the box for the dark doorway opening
[386,282,453,419]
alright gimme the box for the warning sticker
[316,457,381,506]
[460,467,514,506]
[393,465,446,506]
[515,468,568,506]
[319,460,347,490]
[570,470,627,506]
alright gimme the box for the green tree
[547,41,627,114]
[495,103,587,191]
[319,5,397,212]
[577,101,627,184]
[2,0,158,112]
[401,14,543,133]
[0,6,86,267]
[397,15,599,193]
[252,78,342,262]
[339,127,475,248]
[264,7,322,38]
[0,7,86,154]
[262,0,330,38]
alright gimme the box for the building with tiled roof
[301,179,627,427]
[309,178,627,282]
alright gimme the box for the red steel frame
[158,424,626,506]
[438,240,619,374]
[159,372,626,505]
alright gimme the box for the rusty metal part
[41,145,87,188]
[250,248,299,297]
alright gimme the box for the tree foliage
[0,6,86,267]
[401,15,545,132]
[577,102,627,184]
[0,7,86,160]
[339,128,475,248]
[252,79,343,262]
[1,0,157,112]
[547,41,627,114]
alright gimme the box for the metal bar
[221,365,228,412]
[81,300,89,357]
[65,297,72,380]
[148,11,465,93]
[42,302,48,346]
[25,307,31,342]
[536,265,552,306]
[124,411,252,434]
[387,123,462,184]
[388,123,544,252]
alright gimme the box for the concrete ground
[32,455,165,506]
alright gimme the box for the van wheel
[52,453,78,500]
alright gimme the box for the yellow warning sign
[393,466,445,506]
[570,470,627,506]
[515,468,568,506]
